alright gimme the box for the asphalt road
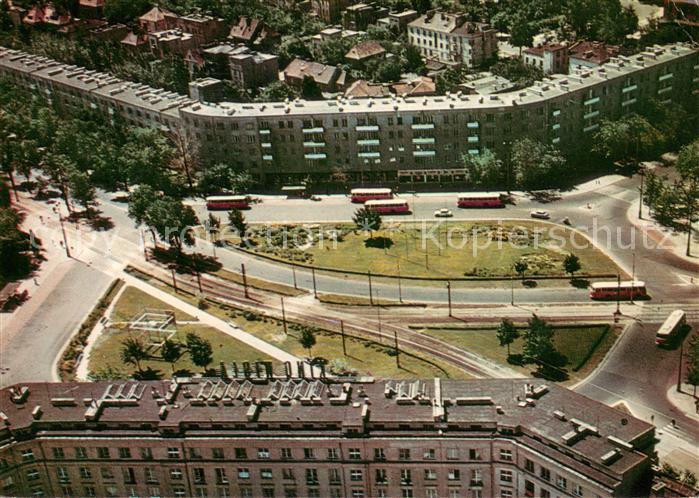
[0,260,111,387]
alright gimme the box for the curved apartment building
[0,44,697,185]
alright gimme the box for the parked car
[530,210,551,220]
[434,208,453,218]
[310,195,321,201]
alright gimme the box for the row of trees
[513,253,581,280]
[121,332,214,374]
[496,315,564,377]
[686,333,699,397]
[643,139,699,256]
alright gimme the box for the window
[375,469,387,484]
[399,448,411,461]
[556,476,567,490]
[215,467,228,484]
[426,489,438,498]
[83,487,96,497]
[26,469,39,481]
[525,480,535,497]
[212,448,224,460]
[423,449,435,460]
[145,467,158,484]
[52,448,65,459]
[470,469,483,486]
[193,468,206,484]
[167,447,180,459]
[283,468,295,480]
[101,468,114,480]
[306,468,319,485]
[525,459,535,472]
[501,491,513,498]
[97,447,110,459]
[122,468,136,485]
[262,489,275,498]
[189,448,202,460]
[258,448,270,459]
[308,489,320,498]
[173,488,186,498]
[500,469,513,483]
[235,448,247,459]
[140,447,153,460]
[238,468,250,479]
[327,448,339,460]
[499,449,512,461]
[424,469,437,480]
[447,448,459,460]
[349,448,361,460]
[448,490,460,498]
[260,468,273,480]
[21,449,35,461]
[350,469,363,481]
[400,469,412,485]
[57,467,69,481]
[469,449,481,460]
[351,490,364,498]
[79,468,92,480]
[540,489,550,498]
[170,469,183,480]
[303,448,314,460]
[329,468,341,484]
[119,447,132,459]
[285,489,297,498]
[402,489,413,498]
[540,467,550,482]
[448,469,460,481]
[573,484,583,496]
[374,448,386,461]
[61,486,73,496]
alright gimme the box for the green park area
[220,221,620,280]
[88,285,469,380]
[420,323,618,383]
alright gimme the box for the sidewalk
[667,384,699,423]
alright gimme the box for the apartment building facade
[0,44,696,186]
[0,377,655,498]
[407,12,497,67]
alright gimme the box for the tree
[673,140,699,256]
[593,114,662,166]
[523,315,558,365]
[514,259,528,280]
[169,126,200,192]
[146,198,199,253]
[301,75,323,100]
[299,328,316,357]
[43,153,76,213]
[120,337,149,373]
[508,12,538,54]
[0,206,33,279]
[374,59,402,83]
[352,207,382,238]
[186,332,213,370]
[68,169,97,217]
[228,209,248,241]
[462,148,504,187]
[510,138,566,189]
[563,254,581,279]
[205,213,221,244]
[103,0,151,23]
[496,319,520,356]
[160,339,183,373]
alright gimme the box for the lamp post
[168,264,178,293]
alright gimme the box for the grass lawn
[88,324,278,379]
[219,221,621,279]
[109,286,197,323]
[420,324,616,384]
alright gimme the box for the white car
[530,210,551,220]
[434,208,453,218]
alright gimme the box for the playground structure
[126,308,177,348]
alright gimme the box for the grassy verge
[58,279,125,381]
[213,266,304,297]
[317,292,418,307]
[110,286,197,323]
[126,267,471,379]
[88,324,279,380]
[419,324,616,384]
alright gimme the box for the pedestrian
[671,419,676,427]
[40,215,44,224]
[650,414,654,423]
[33,278,38,286]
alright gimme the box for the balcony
[467,136,479,143]
[261,142,272,148]
[413,150,435,157]
[303,141,326,147]
[622,84,638,93]
[467,122,479,129]
[583,97,600,106]
[551,123,561,130]
[470,480,484,488]
[304,153,327,160]
[356,125,379,132]
[583,124,599,133]
[259,129,270,134]
[412,137,435,145]
[262,155,274,161]
[357,139,380,146]
[358,152,380,158]
[411,123,434,130]
[583,110,600,120]
[467,149,480,155]
[303,127,324,134]
[657,86,673,95]
[658,73,673,81]
[621,98,637,107]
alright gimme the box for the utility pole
[425,251,429,270]
[447,281,452,317]
[169,264,178,293]
[57,211,71,258]
[638,164,645,220]
[292,266,298,290]
[340,320,347,356]
[376,289,383,342]
[368,270,374,305]
[393,330,400,368]
[195,269,203,294]
[280,297,288,335]
[312,267,318,298]
[241,263,249,299]
[630,252,636,304]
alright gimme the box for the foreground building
[0,377,655,498]
[0,43,696,186]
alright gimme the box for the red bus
[589,281,648,300]
[457,192,504,208]
[656,310,686,345]
[365,199,410,214]
[351,188,393,203]
[206,195,251,210]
